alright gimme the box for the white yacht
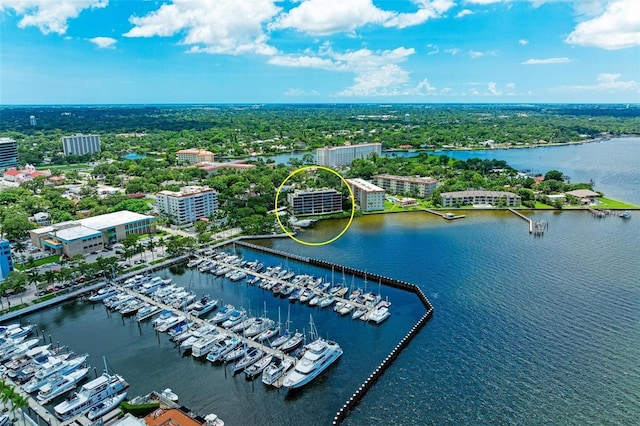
[282,317,343,389]
[261,357,293,386]
[86,391,127,421]
[54,360,129,420]
[191,333,222,358]
[189,296,219,318]
[209,304,235,324]
[368,305,391,324]
[221,308,246,329]
[205,336,241,363]
[37,367,91,404]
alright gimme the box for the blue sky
[1,0,638,104]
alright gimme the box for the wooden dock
[423,209,466,220]
[508,208,547,235]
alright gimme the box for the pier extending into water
[423,209,466,220]
[234,239,434,425]
[508,208,547,236]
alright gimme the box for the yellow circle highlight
[274,166,355,246]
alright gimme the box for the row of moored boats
[188,252,391,324]
[0,323,128,422]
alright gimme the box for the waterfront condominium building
[372,174,439,198]
[0,239,14,281]
[155,185,219,224]
[176,148,215,165]
[440,190,522,207]
[287,188,343,216]
[61,134,101,156]
[316,143,382,168]
[346,178,385,212]
[0,137,18,172]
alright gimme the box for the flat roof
[317,142,381,151]
[54,225,102,242]
[373,174,438,185]
[346,178,385,192]
[79,211,155,230]
[440,190,518,197]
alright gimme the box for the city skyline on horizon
[1,0,639,105]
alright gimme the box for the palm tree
[147,237,156,262]
[12,241,26,266]
[0,382,16,413]
[10,392,27,421]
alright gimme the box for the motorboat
[88,287,118,302]
[244,355,273,380]
[368,306,391,324]
[86,391,127,421]
[54,359,129,420]
[620,210,631,219]
[282,338,342,389]
[318,295,335,308]
[261,357,293,386]
[154,314,186,333]
[352,306,368,320]
[37,367,91,404]
[233,347,265,374]
[135,304,160,322]
[282,316,343,389]
[209,304,235,324]
[221,308,246,329]
[191,333,222,358]
[189,296,218,318]
[205,336,241,363]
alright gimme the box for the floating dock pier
[423,209,466,220]
[508,208,547,236]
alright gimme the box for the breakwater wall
[233,239,434,425]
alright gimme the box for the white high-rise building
[30,115,37,126]
[316,143,382,168]
[346,178,385,212]
[155,186,219,224]
[61,134,101,156]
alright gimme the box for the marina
[1,241,429,425]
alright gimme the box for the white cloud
[272,0,454,35]
[565,0,640,49]
[0,0,107,35]
[521,57,570,64]
[89,36,117,49]
[269,44,423,97]
[469,49,496,58]
[455,9,474,18]
[124,0,281,55]
[556,73,639,92]
[444,48,462,55]
[519,39,529,46]
[487,82,501,95]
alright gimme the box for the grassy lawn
[595,198,639,209]
[15,255,60,270]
